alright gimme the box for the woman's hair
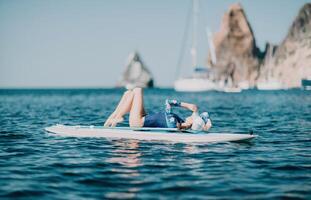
[200,112,210,123]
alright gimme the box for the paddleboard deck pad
[45,124,256,143]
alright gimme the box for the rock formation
[259,3,311,87]
[208,3,311,88]
[117,52,154,89]
[209,3,263,87]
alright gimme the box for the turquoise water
[0,89,310,199]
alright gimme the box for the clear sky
[0,0,309,88]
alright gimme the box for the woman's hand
[178,122,192,130]
[203,119,212,131]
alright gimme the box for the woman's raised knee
[124,90,133,96]
[133,87,143,94]
[123,91,134,102]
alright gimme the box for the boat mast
[206,27,217,66]
[191,0,198,68]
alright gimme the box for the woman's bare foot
[104,119,112,127]
[110,117,124,127]
[104,117,124,127]
[104,112,118,127]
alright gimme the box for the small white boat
[257,80,285,90]
[222,87,242,93]
[45,124,256,144]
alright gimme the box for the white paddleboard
[45,124,256,143]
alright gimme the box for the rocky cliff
[208,3,311,88]
[117,52,154,89]
[209,3,263,87]
[259,3,311,87]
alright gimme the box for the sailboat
[174,0,218,92]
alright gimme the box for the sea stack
[117,52,154,89]
[209,3,263,87]
[259,3,311,88]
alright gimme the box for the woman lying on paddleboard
[104,88,212,131]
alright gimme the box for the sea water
[0,88,310,199]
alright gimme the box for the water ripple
[0,89,310,199]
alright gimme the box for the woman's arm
[165,99,198,113]
[180,102,198,112]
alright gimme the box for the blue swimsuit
[143,100,184,128]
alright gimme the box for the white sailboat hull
[174,78,218,92]
[257,80,285,90]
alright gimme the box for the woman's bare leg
[129,88,145,127]
[104,90,134,127]
[104,90,131,125]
